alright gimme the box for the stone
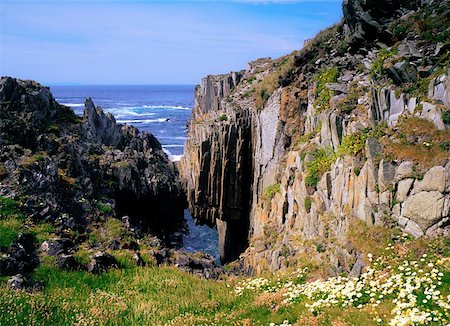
[87,252,118,273]
[342,0,422,46]
[7,274,25,291]
[365,137,382,161]
[325,83,348,94]
[378,160,395,192]
[402,191,446,230]
[404,220,424,238]
[133,252,145,266]
[386,61,417,85]
[56,254,80,270]
[349,257,365,278]
[396,178,414,203]
[411,166,446,194]
[40,238,72,256]
[0,233,39,276]
[395,161,415,181]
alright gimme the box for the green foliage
[443,111,450,125]
[370,47,397,80]
[247,76,256,84]
[337,133,369,157]
[263,183,281,200]
[313,66,340,112]
[0,218,22,251]
[335,82,366,114]
[97,202,113,215]
[0,196,23,220]
[304,196,312,213]
[218,114,228,122]
[30,223,55,245]
[305,147,336,189]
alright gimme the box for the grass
[0,219,449,325]
[370,47,397,80]
[0,218,22,251]
[97,202,113,215]
[381,116,450,170]
[313,66,340,112]
[218,114,228,122]
[254,55,295,108]
[304,147,336,189]
[263,183,281,201]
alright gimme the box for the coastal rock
[87,251,118,273]
[402,191,447,230]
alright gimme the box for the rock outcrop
[0,77,186,275]
[181,0,449,272]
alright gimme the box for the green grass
[0,218,22,250]
[305,147,336,189]
[313,66,340,112]
[370,47,397,80]
[97,202,113,215]
[263,183,281,200]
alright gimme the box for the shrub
[97,202,113,215]
[313,66,340,111]
[337,133,368,157]
[263,183,281,200]
[443,111,450,125]
[304,196,312,213]
[218,114,228,122]
[305,147,336,189]
[370,47,397,80]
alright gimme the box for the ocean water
[50,85,194,161]
[50,85,220,261]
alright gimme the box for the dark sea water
[51,85,219,261]
[50,85,194,160]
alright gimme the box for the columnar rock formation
[180,0,450,271]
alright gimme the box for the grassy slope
[1,226,449,326]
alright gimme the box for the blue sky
[0,0,342,85]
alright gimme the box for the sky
[0,0,342,85]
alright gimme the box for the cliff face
[180,0,450,270]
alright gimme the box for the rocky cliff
[0,77,188,277]
[180,0,450,271]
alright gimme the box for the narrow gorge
[180,0,450,274]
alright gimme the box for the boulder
[396,178,414,203]
[342,0,422,46]
[87,252,118,273]
[402,191,447,230]
[411,166,447,194]
[7,274,25,291]
[57,254,80,271]
[0,233,39,276]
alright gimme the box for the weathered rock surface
[0,77,186,274]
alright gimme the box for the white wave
[163,148,183,162]
[141,105,192,110]
[60,103,84,107]
[108,110,156,118]
[117,118,169,124]
[163,144,184,148]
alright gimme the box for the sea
[51,85,219,262]
[50,85,194,161]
